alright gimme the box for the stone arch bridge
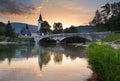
[34,32,111,43]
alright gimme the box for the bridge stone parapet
[34,32,112,43]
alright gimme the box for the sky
[0,0,119,28]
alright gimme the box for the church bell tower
[38,13,43,31]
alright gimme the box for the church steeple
[38,13,43,31]
[38,13,43,21]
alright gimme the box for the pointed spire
[38,13,43,21]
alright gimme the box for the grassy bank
[8,38,34,42]
[0,36,34,44]
[102,33,120,44]
[87,42,120,81]
[0,36,6,41]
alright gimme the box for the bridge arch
[34,32,112,43]
[60,36,91,43]
[39,37,56,43]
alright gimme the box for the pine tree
[5,21,16,37]
[90,2,120,31]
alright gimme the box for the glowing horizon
[0,0,119,28]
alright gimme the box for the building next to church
[21,24,32,37]
[19,13,44,38]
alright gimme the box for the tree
[105,13,120,31]
[40,21,51,34]
[5,21,16,37]
[111,2,120,16]
[90,2,120,31]
[53,22,63,34]
[0,22,6,36]
[64,25,80,33]
[25,24,29,29]
[90,10,102,26]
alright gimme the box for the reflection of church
[38,54,43,71]
[38,50,63,71]
[38,51,51,71]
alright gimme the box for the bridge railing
[47,31,112,37]
[34,31,112,42]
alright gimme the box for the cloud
[46,0,49,2]
[0,0,42,15]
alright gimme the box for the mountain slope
[11,23,38,33]
[77,26,94,32]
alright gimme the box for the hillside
[77,25,94,32]
[11,23,38,33]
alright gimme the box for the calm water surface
[0,44,92,81]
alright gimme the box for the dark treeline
[40,21,80,34]
[0,21,16,37]
[90,2,120,32]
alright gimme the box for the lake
[0,44,92,81]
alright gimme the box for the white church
[20,13,44,38]
[38,13,43,31]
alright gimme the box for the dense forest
[0,21,16,37]
[90,2,120,32]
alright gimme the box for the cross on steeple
[38,12,43,31]
[38,13,43,21]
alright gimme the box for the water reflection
[38,43,86,71]
[0,45,18,64]
[0,44,86,70]
[0,44,92,81]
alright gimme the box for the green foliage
[0,36,6,41]
[102,33,120,42]
[87,43,120,81]
[25,24,29,29]
[105,14,120,31]
[0,45,18,62]
[0,22,6,35]
[8,38,34,42]
[53,22,63,34]
[64,26,80,33]
[90,10,102,26]
[40,21,51,34]
[5,21,16,37]
[90,2,120,31]
[114,40,120,44]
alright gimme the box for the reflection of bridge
[37,44,87,71]
[34,32,111,43]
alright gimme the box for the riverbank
[87,42,120,81]
[65,43,89,47]
[105,42,120,49]
[0,41,34,45]
[0,37,34,45]
[0,41,17,45]
[86,33,120,81]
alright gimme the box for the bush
[102,33,120,42]
[114,40,120,44]
[0,36,6,41]
[8,38,34,42]
[87,42,120,81]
